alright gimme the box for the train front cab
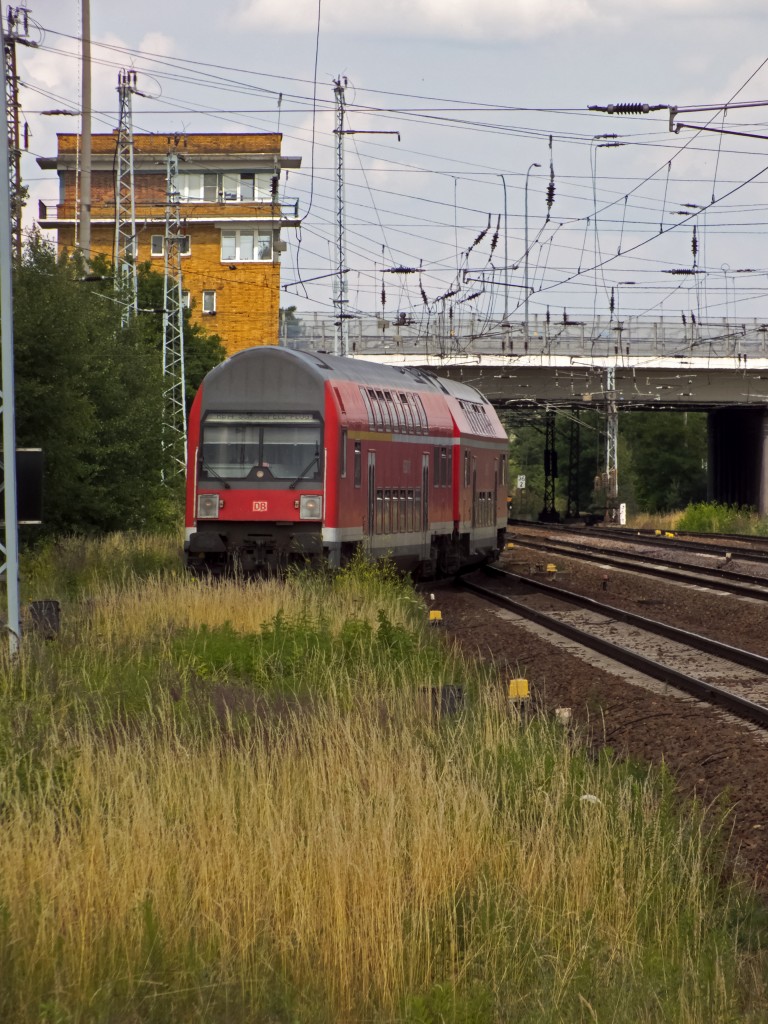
[184,355,327,575]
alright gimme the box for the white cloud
[236,0,599,41]
[235,0,765,40]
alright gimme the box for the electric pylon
[4,6,35,262]
[605,366,619,521]
[161,139,186,478]
[333,76,348,356]
[114,68,138,326]
[539,408,560,523]
[565,409,581,520]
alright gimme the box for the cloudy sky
[15,0,768,328]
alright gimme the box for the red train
[184,347,509,577]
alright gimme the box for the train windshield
[200,413,322,482]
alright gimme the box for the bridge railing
[281,313,768,360]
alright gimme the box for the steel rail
[484,565,768,674]
[509,519,768,564]
[506,536,768,599]
[457,572,768,729]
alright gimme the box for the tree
[12,237,223,534]
[620,410,707,513]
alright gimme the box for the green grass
[0,537,766,1022]
[675,501,768,535]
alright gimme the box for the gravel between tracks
[436,547,768,894]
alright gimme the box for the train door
[421,453,430,530]
[421,452,430,558]
[367,451,376,539]
[471,456,477,527]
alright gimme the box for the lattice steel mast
[333,76,348,356]
[605,366,619,521]
[4,5,34,262]
[114,68,138,326]
[161,139,186,476]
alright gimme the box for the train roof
[211,346,494,406]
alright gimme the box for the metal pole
[524,162,540,345]
[80,0,91,259]
[0,15,20,655]
[333,77,347,356]
[499,173,508,323]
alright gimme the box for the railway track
[505,534,768,600]
[458,565,768,730]
[509,519,768,564]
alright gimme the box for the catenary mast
[114,69,139,326]
[161,138,187,477]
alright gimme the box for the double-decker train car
[184,347,509,577]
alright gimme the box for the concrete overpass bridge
[288,313,768,514]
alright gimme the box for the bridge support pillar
[707,408,768,515]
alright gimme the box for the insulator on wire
[490,215,500,254]
[546,306,551,325]
[681,313,687,325]
[691,311,697,325]
[381,282,386,309]
[471,216,490,250]
[546,180,556,209]
[420,281,428,305]
[594,102,654,115]
[691,226,698,260]
[609,288,615,316]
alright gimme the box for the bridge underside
[708,409,768,515]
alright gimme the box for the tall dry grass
[0,540,765,1021]
[2,692,760,1023]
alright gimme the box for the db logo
[252,501,268,512]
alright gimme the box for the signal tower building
[37,132,301,354]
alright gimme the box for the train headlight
[299,494,323,520]
[197,493,221,519]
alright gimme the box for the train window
[463,450,470,487]
[433,448,439,487]
[414,488,421,532]
[375,489,384,534]
[366,389,382,430]
[334,386,346,414]
[354,442,361,487]
[406,489,414,531]
[375,390,392,431]
[398,490,406,532]
[413,394,428,434]
[360,388,374,428]
[440,447,448,486]
[340,429,347,478]
[399,393,414,433]
[447,448,453,487]
[200,414,321,482]
[386,391,402,432]
[383,489,391,534]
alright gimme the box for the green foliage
[13,238,224,538]
[676,501,768,535]
[504,409,708,518]
[620,410,708,513]
[21,531,182,600]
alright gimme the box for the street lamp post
[499,174,508,323]
[524,162,540,345]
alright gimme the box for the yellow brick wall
[64,222,281,351]
[46,132,289,354]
